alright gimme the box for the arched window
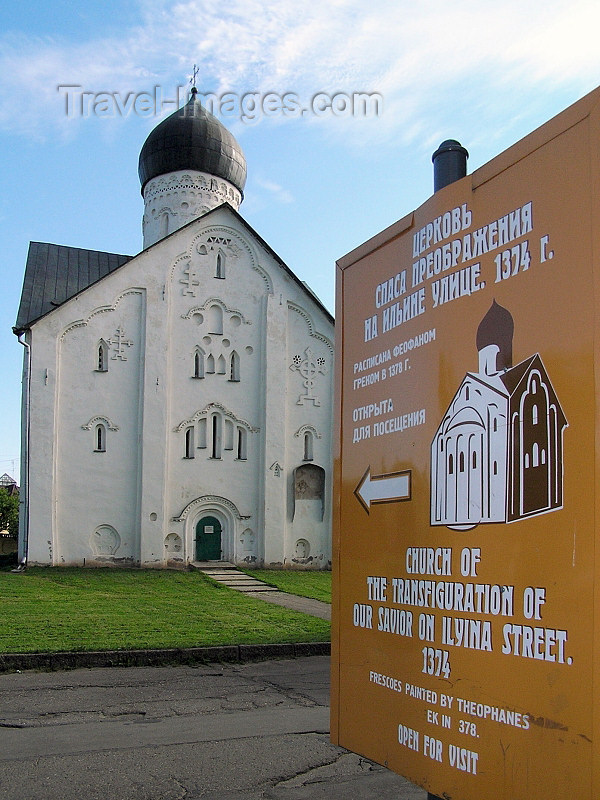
[95,424,106,452]
[185,426,195,459]
[217,354,226,374]
[207,304,223,335]
[97,341,108,372]
[206,354,215,374]
[472,451,477,469]
[215,251,225,279]
[237,427,247,460]
[211,413,222,459]
[532,443,539,468]
[198,418,207,449]
[448,454,454,475]
[193,349,204,378]
[224,419,234,450]
[303,431,314,461]
[229,351,240,382]
[532,404,538,425]
[459,451,465,472]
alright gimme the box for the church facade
[14,90,334,569]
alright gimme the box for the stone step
[203,571,258,578]
[210,579,277,589]
[191,562,278,593]
[224,585,278,593]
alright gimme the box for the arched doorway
[196,516,222,561]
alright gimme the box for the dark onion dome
[138,88,247,195]
[476,300,514,371]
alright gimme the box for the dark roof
[500,352,567,426]
[477,300,513,371]
[15,242,133,331]
[138,91,247,195]
[499,354,537,395]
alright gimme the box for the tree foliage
[0,488,19,537]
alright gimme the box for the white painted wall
[24,205,333,569]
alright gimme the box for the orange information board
[331,87,600,799]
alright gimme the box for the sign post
[331,87,600,799]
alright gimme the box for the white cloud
[254,176,294,205]
[0,0,598,146]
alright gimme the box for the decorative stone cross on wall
[290,347,327,406]
[180,265,201,296]
[108,327,133,360]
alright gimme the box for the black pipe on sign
[432,139,469,192]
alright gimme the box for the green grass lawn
[0,567,329,654]
[241,569,331,603]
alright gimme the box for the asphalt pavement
[0,655,427,800]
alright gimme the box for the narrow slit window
[198,418,207,448]
[95,424,106,452]
[237,427,247,460]
[229,351,240,382]
[215,251,225,279]
[193,350,204,378]
[185,426,195,459]
[303,431,313,461]
[97,341,108,372]
[211,414,222,459]
[224,419,234,450]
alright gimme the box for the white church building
[14,88,334,570]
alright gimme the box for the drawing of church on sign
[431,301,567,530]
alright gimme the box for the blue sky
[1,0,599,482]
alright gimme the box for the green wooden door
[196,516,222,560]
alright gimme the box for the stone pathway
[191,562,332,621]
[191,561,278,592]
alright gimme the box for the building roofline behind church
[14,203,333,334]
[14,242,134,333]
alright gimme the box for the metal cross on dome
[190,64,200,88]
